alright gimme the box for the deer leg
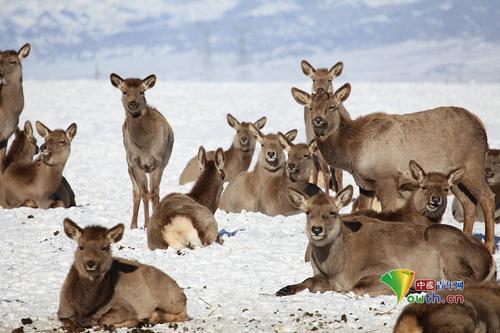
[355,187,376,211]
[375,179,398,211]
[128,167,141,229]
[317,154,331,194]
[451,185,476,233]
[332,167,343,193]
[20,199,38,208]
[97,305,138,328]
[133,168,150,229]
[0,141,6,206]
[352,275,391,296]
[276,275,333,296]
[149,166,164,212]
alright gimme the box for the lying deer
[218,126,297,214]
[179,114,266,184]
[59,218,187,329]
[147,147,225,251]
[110,73,174,229]
[394,281,500,333]
[3,121,76,209]
[276,186,495,297]
[300,60,345,193]
[291,83,496,253]
[452,149,500,224]
[0,43,31,206]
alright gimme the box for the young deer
[3,121,76,209]
[394,281,500,333]
[147,147,225,251]
[452,149,500,224]
[110,73,174,229]
[276,186,495,297]
[0,43,31,206]
[291,83,496,253]
[179,114,266,184]
[59,219,187,330]
[218,126,297,214]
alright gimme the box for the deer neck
[0,75,24,116]
[225,145,253,171]
[310,226,349,275]
[36,159,65,194]
[188,164,223,214]
[255,160,285,181]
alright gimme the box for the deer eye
[9,61,17,65]
[122,91,127,96]
[58,140,65,145]
[330,212,337,217]
[444,188,449,193]
[328,80,332,82]
[140,92,144,96]
[312,79,316,82]
[102,245,110,252]
[78,246,84,251]
[422,186,428,191]
[306,211,310,216]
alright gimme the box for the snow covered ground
[1,80,499,332]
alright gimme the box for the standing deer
[291,83,496,253]
[147,147,225,250]
[179,114,266,184]
[276,186,495,297]
[452,149,500,224]
[3,121,76,208]
[394,281,500,333]
[110,73,174,229]
[59,219,187,330]
[218,126,297,214]
[0,43,31,206]
[300,60,345,194]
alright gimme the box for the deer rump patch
[161,215,202,250]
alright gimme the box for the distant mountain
[1,0,500,81]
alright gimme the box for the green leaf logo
[380,269,415,304]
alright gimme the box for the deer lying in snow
[276,186,495,297]
[58,219,187,330]
[452,149,500,224]
[3,121,76,209]
[179,113,266,184]
[147,147,225,251]
[218,126,297,214]
[394,281,500,333]
[291,83,496,253]
[110,73,174,229]
[0,43,31,206]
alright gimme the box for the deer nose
[84,260,97,270]
[311,226,323,235]
[40,144,47,152]
[287,163,297,172]
[485,168,492,174]
[128,101,138,109]
[240,136,248,144]
[316,87,325,93]
[313,116,323,125]
[267,151,276,158]
[431,195,441,204]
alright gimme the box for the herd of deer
[1,43,499,332]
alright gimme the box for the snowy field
[1,80,499,332]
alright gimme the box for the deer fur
[0,43,31,206]
[179,114,266,184]
[276,186,495,297]
[452,149,500,224]
[147,147,225,251]
[3,121,76,209]
[394,281,500,333]
[58,219,187,330]
[291,83,496,253]
[218,126,297,214]
[110,73,174,229]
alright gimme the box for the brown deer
[110,73,174,229]
[3,121,76,209]
[147,147,225,250]
[300,60,345,194]
[218,126,297,214]
[452,149,500,224]
[291,83,496,253]
[394,281,500,333]
[179,113,266,184]
[0,43,31,206]
[58,218,187,330]
[276,186,495,297]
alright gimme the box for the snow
[0,80,499,332]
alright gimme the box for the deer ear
[285,129,298,142]
[291,87,311,106]
[335,185,353,209]
[254,116,267,129]
[197,146,207,171]
[308,139,318,154]
[287,187,309,211]
[35,121,51,138]
[215,148,225,171]
[334,83,351,103]
[65,123,77,142]
[24,120,33,137]
[329,61,343,78]
[248,123,264,142]
[63,218,82,241]
[448,167,466,186]
[397,170,420,192]
[143,74,156,90]
[226,113,240,129]
[110,73,124,90]
[301,60,316,78]
[17,43,31,60]
[409,160,426,183]
[277,132,291,152]
[107,224,125,243]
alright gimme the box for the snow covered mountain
[1,0,500,81]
